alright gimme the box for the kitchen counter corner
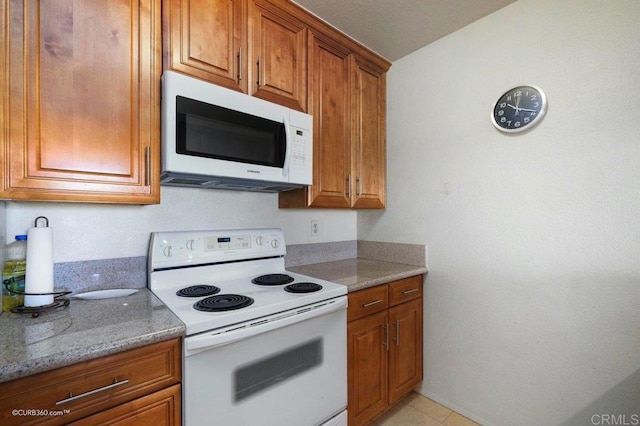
[0,289,185,384]
[288,258,428,292]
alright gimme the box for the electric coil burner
[194,294,254,312]
[148,228,348,426]
[251,274,295,286]
[285,282,323,293]
[176,285,220,297]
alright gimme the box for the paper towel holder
[2,279,71,318]
[10,216,70,317]
[34,216,49,227]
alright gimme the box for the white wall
[6,187,356,262]
[359,1,640,425]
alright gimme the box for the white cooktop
[148,229,347,336]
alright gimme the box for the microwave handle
[282,114,291,177]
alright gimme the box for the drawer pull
[55,378,129,406]
[363,299,383,308]
[402,288,419,295]
[383,323,389,350]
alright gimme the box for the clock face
[491,85,547,133]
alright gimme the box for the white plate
[72,289,138,300]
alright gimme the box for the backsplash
[52,240,427,293]
[284,240,357,267]
[54,257,147,293]
[357,240,426,266]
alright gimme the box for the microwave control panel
[291,128,309,167]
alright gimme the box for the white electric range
[148,228,347,426]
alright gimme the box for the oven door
[183,297,347,426]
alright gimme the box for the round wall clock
[491,85,547,133]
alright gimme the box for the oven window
[176,96,286,168]
[233,338,323,403]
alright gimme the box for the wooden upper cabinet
[351,54,386,209]
[0,0,161,203]
[163,0,247,92]
[164,0,306,110]
[279,49,388,209]
[249,0,307,111]
[304,31,351,207]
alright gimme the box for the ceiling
[292,0,516,61]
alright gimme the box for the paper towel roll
[24,225,54,307]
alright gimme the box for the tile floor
[372,392,480,426]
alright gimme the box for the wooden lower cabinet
[347,276,423,426]
[69,384,181,426]
[388,298,423,405]
[0,338,181,426]
[348,310,389,425]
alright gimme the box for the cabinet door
[306,32,351,207]
[348,311,389,426]
[249,0,307,111]
[0,0,161,204]
[163,0,247,92]
[351,55,386,209]
[69,384,181,426]
[388,298,423,404]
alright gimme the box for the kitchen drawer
[69,384,181,426]
[348,284,389,322]
[0,338,181,425]
[389,275,423,307]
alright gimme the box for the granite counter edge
[341,267,429,292]
[0,325,185,384]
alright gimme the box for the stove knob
[185,239,195,250]
[163,245,172,257]
[255,236,264,246]
[270,239,280,249]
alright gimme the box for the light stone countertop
[0,254,425,384]
[288,258,428,292]
[0,288,185,384]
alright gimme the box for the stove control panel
[205,234,252,251]
[149,228,286,270]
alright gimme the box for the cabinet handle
[356,176,362,197]
[402,288,419,295]
[394,320,400,346]
[363,299,383,308]
[256,56,261,86]
[55,378,130,406]
[346,174,351,199]
[237,47,242,80]
[144,146,151,186]
[383,323,389,350]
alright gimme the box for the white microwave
[161,71,313,192]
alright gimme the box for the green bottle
[2,235,27,312]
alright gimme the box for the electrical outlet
[311,220,320,237]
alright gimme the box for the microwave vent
[161,172,304,193]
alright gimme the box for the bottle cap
[15,235,28,241]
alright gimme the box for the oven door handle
[185,297,347,356]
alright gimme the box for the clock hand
[517,107,538,113]
[515,93,521,116]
